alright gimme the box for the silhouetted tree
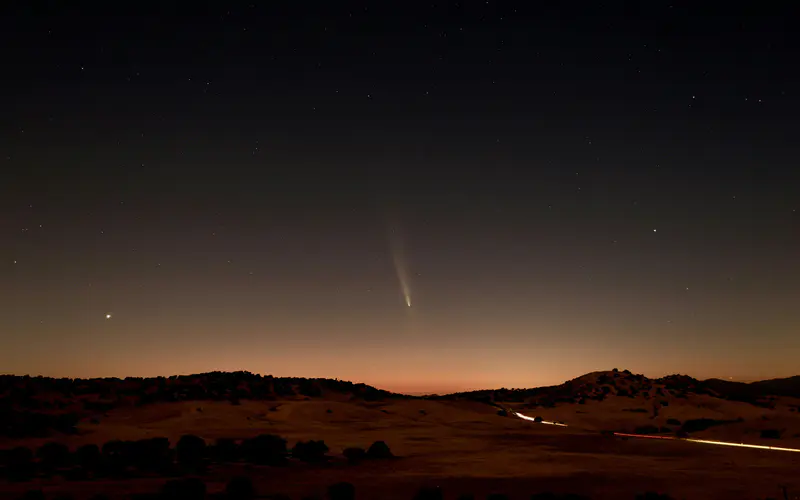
[226,476,256,499]
[342,447,367,464]
[75,443,100,470]
[176,434,206,469]
[240,434,287,466]
[5,446,35,482]
[210,437,239,463]
[132,437,171,471]
[161,477,206,500]
[292,440,329,462]
[37,441,71,474]
[635,493,674,500]
[327,482,356,500]
[366,440,393,459]
[413,486,444,500]
[20,490,46,500]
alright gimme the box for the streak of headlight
[513,412,568,427]
[613,432,800,453]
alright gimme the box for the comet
[387,225,412,308]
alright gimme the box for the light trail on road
[513,414,800,453]
[613,432,800,453]
[513,412,568,427]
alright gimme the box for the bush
[226,476,256,499]
[680,418,737,434]
[530,494,590,499]
[37,441,72,472]
[413,486,444,500]
[240,434,287,466]
[210,437,239,463]
[760,429,782,439]
[75,443,101,469]
[666,418,681,426]
[20,490,46,500]
[497,409,508,417]
[343,447,366,464]
[132,437,171,471]
[327,481,356,500]
[635,493,674,500]
[292,440,329,462]
[176,434,206,467]
[5,446,35,482]
[161,477,206,500]
[366,440,393,459]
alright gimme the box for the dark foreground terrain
[1,371,799,499]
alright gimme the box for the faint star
[105,314,112,319]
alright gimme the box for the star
[105,313,112,320]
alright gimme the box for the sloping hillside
[0,372,409,438]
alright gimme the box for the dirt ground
[1,398,799,499]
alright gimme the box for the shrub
[210,437,239,463]
[132,437,171,471]
[5,446,35,482]
[413,486,444,500]
[343,447,367,464]
[497,409,508,417]
[37,441,72,474]
[176,435,206,467]
[240,434,287,466]
[292,440,329,462]
[327,481,356,500]
[680,418,737,434]
[226,476,256,499]
[20,490,46,500]
[533,416,543,423]
[530,494,590,499]
[161,477,206,500]
[635,493,674,500]
[75,443,101,469]
[760,429,782,439]
[366,440,393,459]
[666,418,681,426]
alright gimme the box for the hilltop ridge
[434,369,800,408]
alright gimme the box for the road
[513,412,800,453]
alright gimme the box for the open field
[2,396,800,499]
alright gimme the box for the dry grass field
[2,392,800,500]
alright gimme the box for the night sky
[2,2,798,394]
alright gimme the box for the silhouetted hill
[434,369,800,408]
[704,375,800,404]
[0,371,409,438]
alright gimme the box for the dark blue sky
[1,1,798,393]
